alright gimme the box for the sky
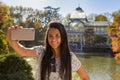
[1,0,120,17]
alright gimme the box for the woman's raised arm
[6,26,36,57]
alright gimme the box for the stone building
[66,6,110,51]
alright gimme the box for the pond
[26,52,120,80]
[77,52,120,80]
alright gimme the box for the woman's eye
[56,35,60,38]
[48,35,53,38]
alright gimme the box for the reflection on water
[76,52,120,80]
[26,52,120,80]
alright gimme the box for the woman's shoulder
[70,52,76,57]
[70,52,81,71]
[33,45,45,56]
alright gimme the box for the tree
[103,12,112,22]
[64,14,71,27]
[0,30,9,54]
[108,10,120,53]
[87,13,97,22]
[0,2,13,32]
[0,53,34,80]
[84,28,95,48]
[94,35,107,46]
[108,10,120,37]
[112,10,120,18]
[8,5,63,46]
[95,14,108,21]
[2,15,13,32]
[43,6,62,27]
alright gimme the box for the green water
[26,52,120,80]
[76,53,120,80]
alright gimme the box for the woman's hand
[6,25,22,45]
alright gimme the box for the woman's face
[48,28,61,50]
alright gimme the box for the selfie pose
[7,21,90,80]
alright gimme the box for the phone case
[11,28,35,41]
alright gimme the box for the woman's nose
[52,37,56,41]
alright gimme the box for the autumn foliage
[0,3,9,25]
[108,11,120,53]
[111,38,120,52]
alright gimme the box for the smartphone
[11,28,35,41]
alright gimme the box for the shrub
[0,53,34,80]
[0,30,9,54]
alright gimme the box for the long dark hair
[41,21,72,80]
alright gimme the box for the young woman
[7,21,90,80]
